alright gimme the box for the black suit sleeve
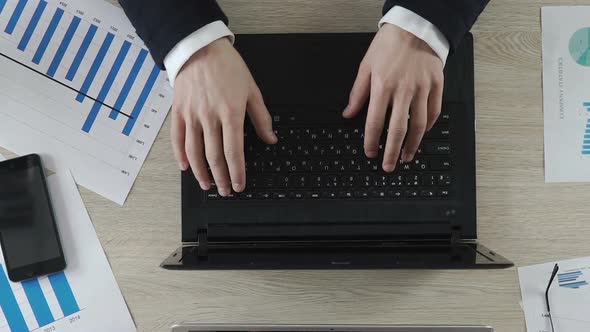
[118,0,228,69]
[383,0,489,52]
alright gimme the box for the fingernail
[219,187,230,197]
[199,181,211,190]
[402,151,414,162]
[383,164,395,172]
[343,105,351,114]
[269,131,278,142]
[233,183,245,192]
[366,150,377,158]
[179,161,188,171]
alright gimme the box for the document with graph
[0,0,173,204]
[542,7,590,182]
[0,158,135,332]
[519,257,590,332]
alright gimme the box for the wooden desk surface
[5,0,590,331]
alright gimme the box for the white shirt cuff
[163,20,235,87]
[379,6,450,66]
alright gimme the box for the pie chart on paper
[570,27,590,66]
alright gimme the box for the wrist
[178,37,232,77]
[381,24,438,58]
[200,36,232,56]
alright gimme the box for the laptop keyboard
[204,104,455,201]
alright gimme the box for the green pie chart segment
[569,27,590,67]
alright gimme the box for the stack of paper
[519,257,590,332]
[0,154,135,332]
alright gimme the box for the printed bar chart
[0,0,173,204]
[0,265,81,332]
[1,0,166,134]
[558,270,589,289]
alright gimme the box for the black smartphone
[0,154,66,282]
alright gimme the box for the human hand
[343,24,444,172]
[171,38,277,196]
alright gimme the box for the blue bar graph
[4,0,27,34]
[22,278,55,327]
[123,64,160,136]
[76,32,114,102]
[584,102,590,107]
[558,270,588,289]
[82,41,131,132]
[17,0,46,51]
[47,16,80,76]
[110,49,148,120]
[48,272,80,315]
[0,0,167,137]
[66,24,97,81]
[1,266,82,331]
[32,7,64,64]
[0,265,28,332]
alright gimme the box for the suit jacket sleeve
[383,0,489,52]
[118,0,228,69]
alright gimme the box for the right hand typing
[171,38,278,196]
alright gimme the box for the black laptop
[161,32,513,269]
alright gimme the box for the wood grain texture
[6,0,590,331]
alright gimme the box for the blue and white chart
[0,154,136,332]
[519,256,590,332]
[543,6,590,183]
[0,0,173,204]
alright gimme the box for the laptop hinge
[450,226,461,244]
[446,208,461,245]
[197,228,208,258]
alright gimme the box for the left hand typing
[343,24,444,172]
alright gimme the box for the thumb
[247,86,278,144]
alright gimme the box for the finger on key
[402,89,428,161]
[171,107,189,171]
[185,121,211,190]
[203,120,232,196]
[382,93,411,172]
[222,117,246,192]
[363,81,390,158]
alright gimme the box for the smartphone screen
[0,154,66,281]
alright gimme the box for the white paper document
[0,166,136,332]
[0,0,173,204]
[542,6,590,182]
[519,257,590,332]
